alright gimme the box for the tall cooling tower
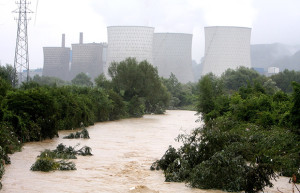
[69,43,107,81]
[106,26,154,75]
[153,33,194,83]
[202,26,251,76]
[43,47,70,81]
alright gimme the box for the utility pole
[13,0,32,87]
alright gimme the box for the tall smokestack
[80,32,83,44]
[62,34,65,48]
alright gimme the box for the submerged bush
[30,157,60,172]
[63,125,90,139]
[153,126,279,192]
[189,151,247,191]
[38,143,93,159]
[30,157,76,172]
[32,143,92,172]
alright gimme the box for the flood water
[1,110,293,193]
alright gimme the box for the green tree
[221,67,266,92]
[108,58,170,114]
[290,81,300,135]
[32,75,67,86]
[94,73,111,89]
[2,88,58,141]
[0,64,16,86]
[197,73,224,122]
[71,72,93,87]
[271,69,300,93]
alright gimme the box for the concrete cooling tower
[43,34,70,81]
[153,33,194,83]
[70,43,107,81]
[106,26,154,75]
[202,26,251,76]
[69,32,107,81]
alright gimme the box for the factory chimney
[62,34,65,48]
[80,32,83,44]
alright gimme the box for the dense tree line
[0,58,171,188]
[1,61,299,191]
[155,67,300,192]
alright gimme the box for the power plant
[153,33,194,83]
[43,33,107,81]
[202,26,252,76]
[42,25,253,82]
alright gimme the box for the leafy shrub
[30,157,60,172]
[57,160,76,171]
[189,151,247,191]
[63,127,90,139]
[38,143,93,159]
[30,157,76,172]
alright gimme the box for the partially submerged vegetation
[31,143,92,172]
[30,158,76,172]
[1,61,300,191]
[63,124,90,139]
[153,68,300,192]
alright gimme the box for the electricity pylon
[13,0,32,87]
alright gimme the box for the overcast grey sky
[0,0,300,69]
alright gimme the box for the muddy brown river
[1,110,294,192]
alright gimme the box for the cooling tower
[69,42,107,81]
[106,26,154,75]
[43,47,70,81]
[202,26,251,76]
[153,33,194,83]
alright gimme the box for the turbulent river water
[1,110,293,193]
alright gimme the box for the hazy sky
[0,0,299,69]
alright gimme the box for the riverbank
[1,110,295,193]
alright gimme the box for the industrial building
[69,33,107,80]
[106,26,154,75]
[202,26,252,76]
[42,34,70,81]
[153,33,194,83]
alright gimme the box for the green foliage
[30,157,76,172]
[108,58,170,114]
[63,125,90,139]
[127,95,145,117]
[189,151,247,191]
[38,143,93,159]
[107,89,127,120]
[0,122,21,155]
[197,73,224,122]
[94,73,111,89]
[2,88,58,142]
[0,64,16,86]
[155,68,300,192]
[221,67,264,92]
[71,72,93,87]
[32,75,68,87]
[161,74,198,109]
[271,69,300,93]
[32,143,92,172]
[30,157,60,172]
[0,77,12,99]
[57,160,76,170]
[290,81,300,135]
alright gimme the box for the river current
[1,110,293,193]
